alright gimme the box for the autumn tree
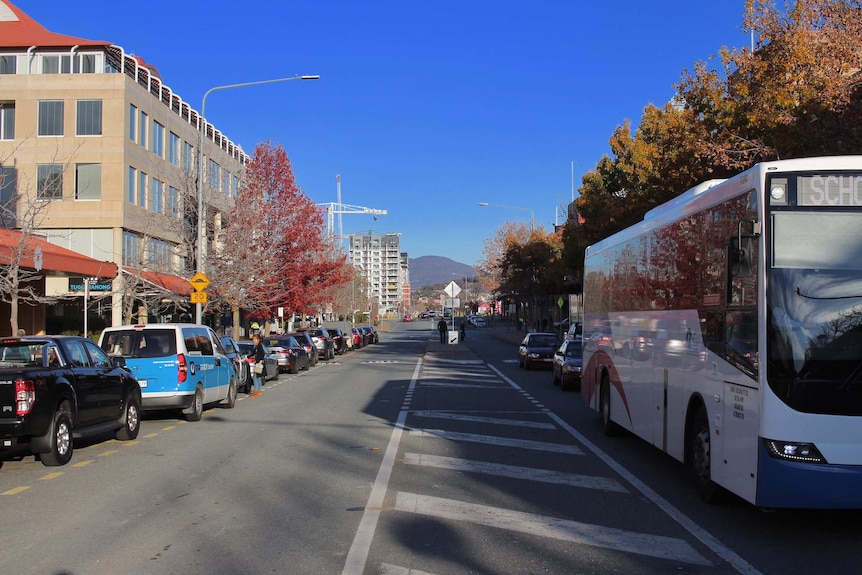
[475,220,534,293]
[213,141,350,329]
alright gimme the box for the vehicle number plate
[138,380,148,388]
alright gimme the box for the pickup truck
[0,336,141,467]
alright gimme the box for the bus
[581,156,862,509]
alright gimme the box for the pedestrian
[437,317,448,343]
[247,333,265,397]
[459,318,466,342]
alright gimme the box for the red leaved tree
[214,141,350,331]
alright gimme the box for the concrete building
[0,0,246,331]
[348,232,410,314]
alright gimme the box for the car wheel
[289,361,300,374]
[222,379,237,409]
[600,376,620,436]
[553,370,561,386]
[272,366,280,381]
[41,408,73,466]
[115,394,141,440]
[689,406,723,503]
[184,385,204,422]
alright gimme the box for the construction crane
[318,174,387,238]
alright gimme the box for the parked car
[327,327,349,354]
[518,332,559,370]
[0,336,141,466]
[359,326,378,344]
[351,327,365,348]
[473,316,488,328]
[552,339,583,391]
[221,336,252,393]
[565,322,583,341]
[238,340,281,379]
[402,315,413,322]
[99,323,236,421]
[297,326,335,360]
[287,332,319,366]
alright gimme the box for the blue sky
[26,1,752,267]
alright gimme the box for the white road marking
[341,359,422,575]
[488,363,763,575]
[412,410,557,429]
[379,564,437,575]
[416,381,508,389]
[421,367,499,378]
[411,429,584,455]
[394,492,711,566]
[404,453,627,493]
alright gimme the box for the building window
[231,175,239,198]
[37,164,64,200]
[76,99,102,136]
[129,104,136,141]
[41,55,70,74]
[208,159,220,190]
[75,163,101,200]
[0,103,13,140]
[74,54,97,73]
[122,231,140,267]
[222,169,230,197]
[138,111,147,148]
[169,132,180,166]
[183,141,194,173]
[152,121,164,157]
[138,171,147,208]
[128,166,136,204]
[168,185,179,218]
[38,100,64,136]
[0,55,16,74]
[152,178,164,214]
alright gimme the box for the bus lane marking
[394,492,711,566]
[1,486,29,496]
[404,453,627,493]
[412,410,557,430]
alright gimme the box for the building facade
[348,232,410,314]
[0,0,245,330]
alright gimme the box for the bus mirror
[729,237,752,277]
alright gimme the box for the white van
[98,324,236,421]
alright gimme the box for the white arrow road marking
[404,453,628,493]
[379,564,437,575]
[394,492,712,566]
[411,429,584,455]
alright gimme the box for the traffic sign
[444,281,461,298]
[190,272,210,292]
[190,292,208,304]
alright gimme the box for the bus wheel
[599,376,619,436]
[689,407,722,503]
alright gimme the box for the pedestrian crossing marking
[404,453,628,493]
[412,410,556,429]
[417,380,508,389]
[394,492,711,566]
[411,429,584,455]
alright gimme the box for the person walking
[459,317,467,342]
[437,317,448,343]
[248,333,265,397]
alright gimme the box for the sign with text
[69,278,112,292]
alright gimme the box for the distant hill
[409,256,476,288]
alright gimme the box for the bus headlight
[763,438,827,464]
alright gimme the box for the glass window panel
[37,164,63,199]
[76,99,102,136]
[0,103,14,140]
[38,100,64,136]
[75,163,101,200]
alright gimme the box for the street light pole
[195,74,319,323]
[477,202,536,229]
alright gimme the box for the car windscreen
[530,336,559,348]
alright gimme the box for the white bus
[581,156,862,509]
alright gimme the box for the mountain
[409,256,476,288]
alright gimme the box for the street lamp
[477,202,536,229]
[195,74,319,323]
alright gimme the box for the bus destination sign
[798,175,862,207]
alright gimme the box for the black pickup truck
[0,336,141,467]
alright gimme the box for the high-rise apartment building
[348,232,410,314]
[0,0,246,330]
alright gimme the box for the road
[1,320,861,574]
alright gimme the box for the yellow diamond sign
[190,272,210,292]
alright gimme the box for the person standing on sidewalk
[459,317,466,341]
[247,333,266,397]
[437,317,448,343]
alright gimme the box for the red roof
[124,268,192,296]
[0,0,109,48]
[0,229,117,278]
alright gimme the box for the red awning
[124,268,192,296]
[0,229,117,278]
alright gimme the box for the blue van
[98,324,236,421]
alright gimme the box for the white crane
[318,174,387,238]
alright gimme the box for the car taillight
[177,353,188,383]
[15,379,35,416]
